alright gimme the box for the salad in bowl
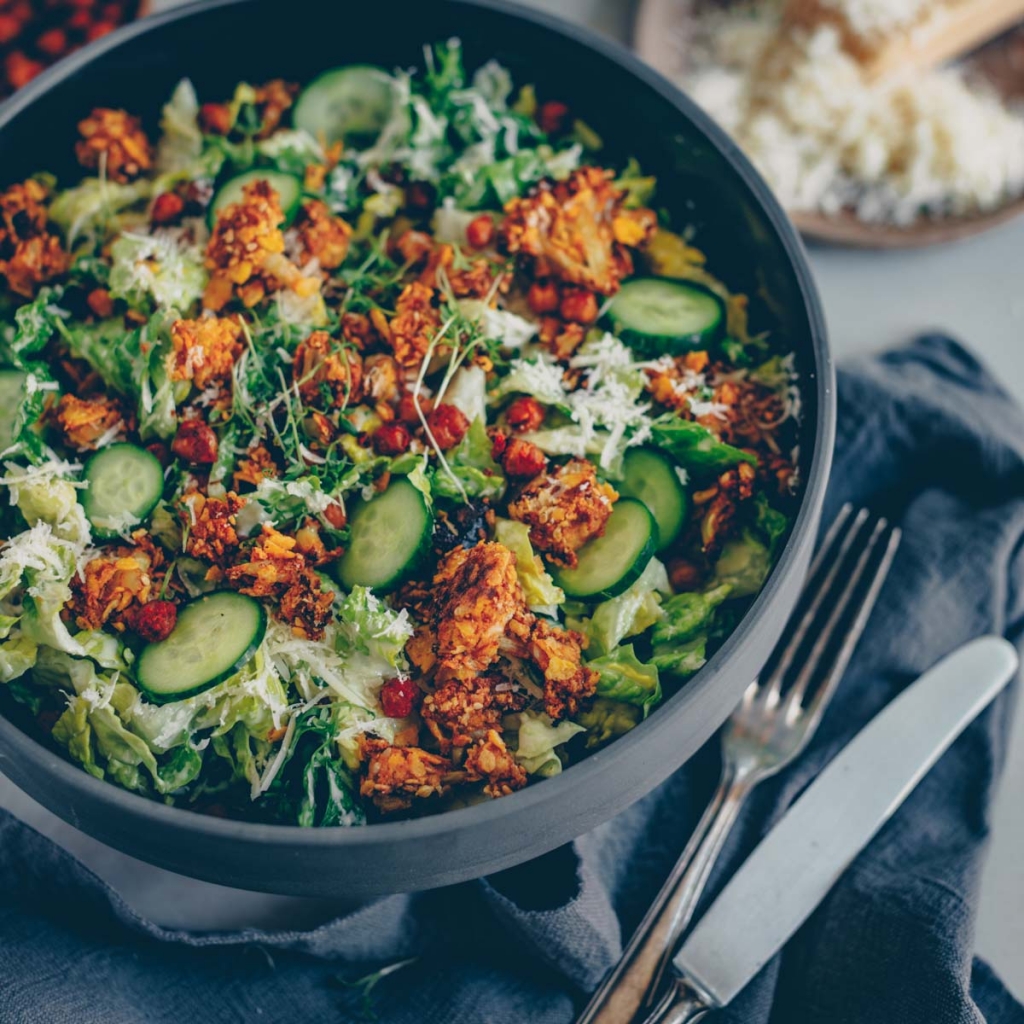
[0,40,800,826]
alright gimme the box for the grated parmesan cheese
[676,1,1024,225]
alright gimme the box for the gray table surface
[1,0,1021,1000]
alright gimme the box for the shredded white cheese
[676,1,1024,225]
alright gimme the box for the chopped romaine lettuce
[513,710,584,776]
[589,644,662,713]
[576,697,643,749]
[573,557,669,657]
[494,518,564,614]
[650,415,757,477]
[108,231,207,312]
[713,532,772,598]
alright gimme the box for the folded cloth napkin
[2,335,1023,1024]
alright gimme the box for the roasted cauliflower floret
[252,79,298,138]
[204,180,319,311]
[168,316,245,391]
[507,458,618,568]
[54,394,126,451]
[69,534,164,633]
[421,675,526,753]
[292,330,362,408]
[294,199,352,270]
[225,524,335,640]
[529,619,598,722]
[432,542,528,682]
[379,281,440,369]
[462,729,528,798]
[182,491,244,568]
[0,179,69,297]
[360,737,452,813]
[499,166,656,296]
[75,108,153,183]
[233,444,278,491]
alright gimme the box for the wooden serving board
[634,0,1024,249]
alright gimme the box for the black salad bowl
[0,0,834,897]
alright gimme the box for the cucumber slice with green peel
[619,447,689,553]
[0,369,27,453]
[136,592,266,704]
[550,498,658,600]
[209,169,304,227]
[605,277,725,356]
[294,65,399,146]
[81,443,164,540]
[334,477,432,592]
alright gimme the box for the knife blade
[670,635,1018,1012]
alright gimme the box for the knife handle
[639,978,714,1024]
[575,763,752,1024]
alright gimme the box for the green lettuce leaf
[650,415,757,478]
[589,644,662,713]
[753,494,789,557]
[50,177,152,249]
[0,286,70,366]
[513,710,584,777]
[575,557,669,657]
[108,232,206,313]
[261,703,366,827]
[156,78,204,175]
[713,533,772,598]
[65,311,178,440]
[494,518,564,613]
[649,583,732,679]
[575,697,642,749]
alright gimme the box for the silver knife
[643,636,1018,1024]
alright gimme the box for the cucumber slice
[294,65,399,145]
[550,498,657,600]
[81,443,164,540]
[606,277,725,356]
[0,369,27,453]
[209,169,303,227]
[136,592,266,703]
[334,477,432,592]
[619,447,689,553]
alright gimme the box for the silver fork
[576,505,902,1024]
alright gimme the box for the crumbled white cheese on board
[675,0,1024,225]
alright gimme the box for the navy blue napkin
[2,335,1023,1024]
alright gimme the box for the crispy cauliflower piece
[0,179,69,297]
[54,394,125,451]
[529,619,598,722]
[463,729,528,798]
[69,533,163,633]
[168,316,245,390]
[507,458,618,569]
[292,330,362,408]
[75,108,153,183]
[253,79,298,138]
[182,491,244,568]
[421,675,526,753]
[294,199,352,270]
[225,524,335,640]
[499,167,655,296]
[203,180,319,311]
[360,737,452,813]
[432,542,528,683]
[379,281,440,369]
[233,444,278,491]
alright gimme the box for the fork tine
[758,504,866,703]
[784,519,902,719]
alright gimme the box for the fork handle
[575,764,753,1024]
